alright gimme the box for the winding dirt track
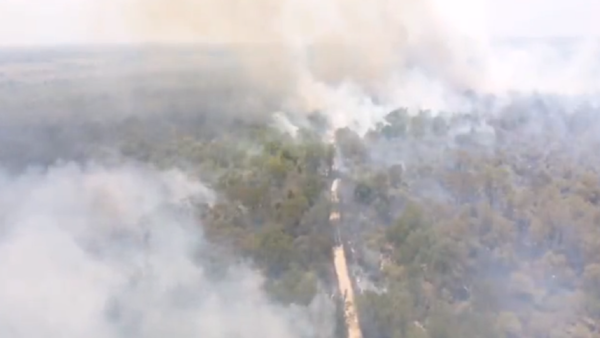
[330,178,363,338]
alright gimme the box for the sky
[485,0,600,38]
[0,0,597,46]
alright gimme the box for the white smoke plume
[87,0,485,128]
[0,162,334,338]
[87,0,600,135]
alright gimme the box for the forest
[2,48,600,338]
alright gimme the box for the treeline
[112,116,340,305]
[3,102,349,335]
[336,105,600,338]
[113,102,600,338]
[7,73,600,338]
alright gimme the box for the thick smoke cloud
[0,163,333,338]
[89,0,600,135]
[91,0,486,121]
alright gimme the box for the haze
[0,0,598,47]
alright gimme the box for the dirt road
[330,178,362,338]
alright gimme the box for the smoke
[87,1,490,128]
[484,38,600,95]
[0,162,334,338]
[1,2,599,337]
[87,0,600,136]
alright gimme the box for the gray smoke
[90,0,600,132]
[0,162,334,338]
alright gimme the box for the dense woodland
[337,104,600,338]
[3,49,600,338]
